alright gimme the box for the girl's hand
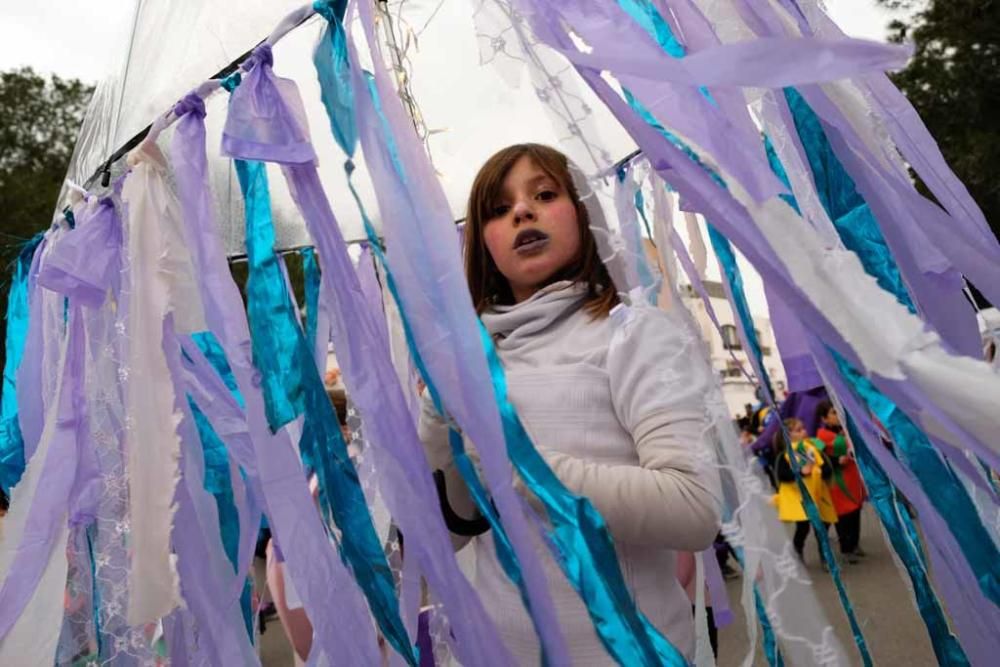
[800,464,814,476]
[839,455,849,466]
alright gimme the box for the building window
[721,324,741,350]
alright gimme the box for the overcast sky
[0,1,903,82]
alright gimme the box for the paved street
[260,506,938,665]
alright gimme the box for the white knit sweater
[419,281,720,665]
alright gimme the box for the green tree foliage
[0,67,93,253]
[878,0,1000,242]
[0,68,93,367]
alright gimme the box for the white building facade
[678,281,787,420]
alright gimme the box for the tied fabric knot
[174,93,206,120]
[248,43,274,70]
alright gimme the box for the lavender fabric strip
[0,304,83,639]
[163,318,257,665]
[170,95,379,665]
[349,3,571,660]
[280,158,512,664]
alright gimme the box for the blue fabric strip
[191,331,244,409]
[86,522,103,658]
[301,247,321,353]
[233,159,307,431]
[831,349,1000,606]
[783,88,915,313]
[313,0,356,157]
[0,232,44,494]
[231,132,415,662]
[844,413,970,666]
[346,52,684,664]
[479,322,687,666]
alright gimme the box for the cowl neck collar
[481,281,588,345]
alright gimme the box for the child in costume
[773,418,838,566]
[815,400,867,562]
[420,143,720,663]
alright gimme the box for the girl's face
[482,156,582,303]
[823,407,841,428]
[789,422,808,442]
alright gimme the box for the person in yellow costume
[773,418,838,567]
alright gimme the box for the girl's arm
[418,390,481,550]
[539,307,720,551]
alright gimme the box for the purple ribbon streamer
[349,2,569,661]
[163,317,258,665]
[0,304,84,639]
[171,97,379,665]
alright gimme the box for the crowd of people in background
[737,394,868,571]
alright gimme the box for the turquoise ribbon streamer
[343,162,535,664]
[301,247,321,353]
[783,88,915,313]
[619,5,875,663]
[86,523,103,658]
[479,322,687,666]
[0,232,44,494]
[844,413,970,666]
[229,108,416,661]
[313,0,355,156]
[313,11,542,656]
[233,158,307,432]
[706,225,774,399]
[831,349,1000,606]
[762,134,802,215]
[191,331,244,409]
[754,588,783,667]
[187,397,253,638]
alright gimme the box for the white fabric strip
[120,142,187,624]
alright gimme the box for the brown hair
[772,417,804,454]
[464,143,618,317]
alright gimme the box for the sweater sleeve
[417,390,480,550]
[541,306,720,551]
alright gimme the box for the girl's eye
[536,190,558,202]
[490,204,511,218]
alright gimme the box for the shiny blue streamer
[762,134,802,215]
[233,159,306,431]
[616,5,874,661]
[831,349,1000,606]
[86,523,103,658]
[617,167,657,297]
[478,322,687,666]
[783,88,915,313]
[0,232,44,494]
[342,164,539,663]
[301,247,321,353]
[191,331,244,409]
[312,0,355,156]
[755,589,783,667]
[187,397,253,637]
[844,413,970,666]
[188,399,240,568]
[229,113,415,660]
[343,51,686,664]
[313,29,548,655]
[706,225,774,399]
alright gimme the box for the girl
[420,144,720,663]
[773,418,838,566]
[815,400,866,562]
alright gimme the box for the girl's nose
[512,199,535,224]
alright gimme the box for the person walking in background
[815,400,867,563]
[773,418,838,568]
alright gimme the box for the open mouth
[513,229,550,253]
